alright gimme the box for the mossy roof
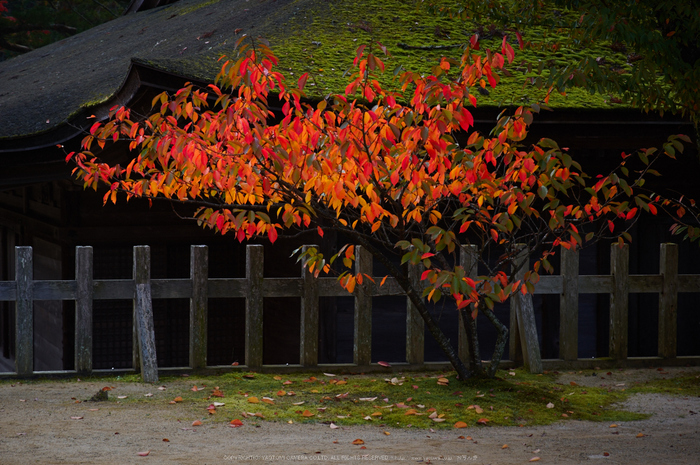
[0,0,673,146]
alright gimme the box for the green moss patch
[70,368,657,429]
[264,0,630,109]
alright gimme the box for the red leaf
[377,361,391,367]
[230,419,244,428]
[317,226,324,237]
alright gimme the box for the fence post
[15,247,33,376]
[658,243,678,359]
[511,245,543,373]
[245,245,264,369]
[300,245,319,367]
[609,243,629,360]
[190,245,208,369]
[133,246,158,383]
[458,244,478,364]
[75,246,93,375]
[354,246,372,366]
[406,261,424,365]
[559,246,579,361]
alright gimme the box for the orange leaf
[352,439,365,445]
[247,397,260,404]
[173,396,183,402]
[192,420,202,426]
[230,419,244,428]
[454,421,468,428]
[529,458,540,462]
[477,418,489,425]
[301,410,314,417]
[277,390,286,396]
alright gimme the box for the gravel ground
[0,368,698,464]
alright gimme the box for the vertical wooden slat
[406,261,424,365]
[658,243,678,359]
[610,243,629,360]
[559,246,579,361]
[458,244,477,363]
[511,245,543,373]
[190,245,208,369]
[300,245,319,367]
[15,246,33,376]
[133,246,158,383]
[245,245,264,369]
[75,246,93,374]
[509,247,523,364]
[354,246,372,366]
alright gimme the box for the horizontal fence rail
[0,243,698,380]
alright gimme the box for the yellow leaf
[247,397,259,404]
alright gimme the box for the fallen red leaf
[454,421,468,428]
[137,451,150,456]
[163,438,170,442]
[352,439,365,445]
[230,419,244,427]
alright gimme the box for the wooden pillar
[406,261,424,365]
[245,245,264,369]
[458,244,477,363]
[15,246,33,376]
[354,246,372,366]
[190,245,208,369]
[133,246,158,383]
[559,246,579,361]
[658,243,678,359]
[609,243,629,360]
[511,245,543,373]
[300,245,320,367]
[75,246,93,375]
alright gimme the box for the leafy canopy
[68,35,687,379]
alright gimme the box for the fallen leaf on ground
[383,431,390,436]
[360,397,377,402]
[173,396,183,402]
[377,361,391,367]
[636,433,645,438]
[137,451,150,457]
[330,423,339,429]
[230,419,244,427]
[158,386,167,391]
[529,457,540,462]
[262,397,275,405]
[454,421,468,428]
[477,418,489,425]
[277,390,286,396]
[162,438,169,442]
[212,389,224,397]
[301,410,314,417]
[243,374,255,379]
[213,402,225,407]
[324,373,336,377]
[352,439,365,445]
[117,396,127,399]
[70,416,83,420]
[273,376,282,380]
[191,386,203,392]
[247,397,259,404]
[292,401,305,406]
[609,424,618,428]
[502,444,508,449]
[546,402,554,409]
[192,420,202,426]
[102,387,112,391]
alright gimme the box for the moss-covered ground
[25,367,696,430]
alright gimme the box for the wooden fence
[0,243,698,381]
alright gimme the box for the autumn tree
[67,36,687,380]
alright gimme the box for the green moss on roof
[0,0,646,143]
[265,0,629,109]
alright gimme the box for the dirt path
[1,369,699,464]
